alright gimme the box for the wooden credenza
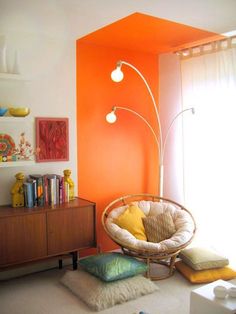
[0,197,96,269]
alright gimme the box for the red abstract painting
[36,117,69,162]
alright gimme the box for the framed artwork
[35,117,69,162]
[0,118,35,163]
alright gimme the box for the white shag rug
[60,269,159,311]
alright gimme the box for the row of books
[23,174,70,208]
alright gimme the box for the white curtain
[181,47,236,262]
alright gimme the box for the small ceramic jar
[213,285,228,298]
[228,287,236,298]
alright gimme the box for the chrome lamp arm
[108,60,194,197]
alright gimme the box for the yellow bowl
[9,107,30,117]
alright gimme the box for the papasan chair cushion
[106,199,195,252]
[102,194,196,280]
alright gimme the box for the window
[181,44,236,263]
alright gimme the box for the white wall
[1,0,235,206]
[0,32,76,205]
[159,53,184,204]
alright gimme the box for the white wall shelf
[0,117,32,122]
[0,73,29,81]
[0,160,36,168]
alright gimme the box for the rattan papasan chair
[102,194,196,280]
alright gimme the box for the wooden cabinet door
[0,213,47,266]
[47,206,96,255]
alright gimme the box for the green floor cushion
[179,247,229,270]
[78,252,148,282]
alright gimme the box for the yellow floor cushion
[175,260,236,283]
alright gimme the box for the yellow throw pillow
[114,204,147,241]
[142,212,176,243]
[175,260,236,283]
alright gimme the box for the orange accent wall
[76,12,221,253]
[78,12,221,54]
[77,42,159,252]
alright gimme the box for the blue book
[27,178,37,207]
[23,182,34,208]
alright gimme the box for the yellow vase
[63,169,75,201]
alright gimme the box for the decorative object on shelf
[228,287,236,298]
[11,49,20,74]
[106,60,195,196]
[12,132,35,161]
[0,36,7,73]
[36,117,69,162]
[63,169,74,201]
[11,172,25,207]
[0,133,15,158]
[9,107,30,117]
[213,285,228,298]
[0,107,8,116]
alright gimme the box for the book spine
[27,178,37,207]
[62,177,65,203]
[48,178,55,206]
[37,177,44,206]
[31,180,37,207]
[43,175,48,205]
[23,182,34,208]
[29,175,44,207]
[53,178,57,205]
[56,177,60,204]
[59,176,63,204]
[23,183,28,207]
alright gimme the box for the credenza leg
[58,259,63,269]
[71,251,78,270]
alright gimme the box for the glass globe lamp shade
[106,111,117,123]
[111,67,124,82]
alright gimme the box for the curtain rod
[174,35,236,60]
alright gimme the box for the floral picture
[0,119,35,164]
[36,117,69,162]
[13,132,35,160]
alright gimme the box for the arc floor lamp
[106,60,194,197]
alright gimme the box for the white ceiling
[1,0,236,40]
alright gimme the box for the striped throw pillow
[142,212,176,243]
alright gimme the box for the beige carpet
[0,265,235,314]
